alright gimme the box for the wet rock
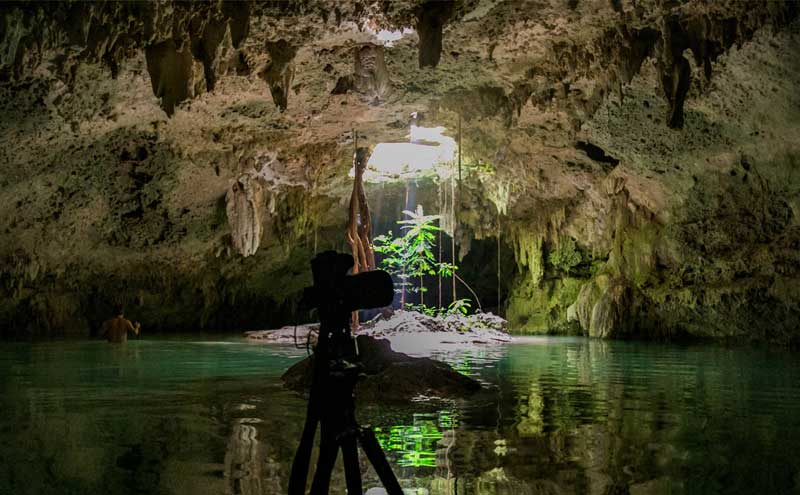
[281,335,481,403]
[246,310,510,348]
[588,279,633,339]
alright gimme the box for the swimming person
[101,309,141,343]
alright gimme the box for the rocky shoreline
[245,309,512,346]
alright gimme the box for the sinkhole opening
[349,122,508,317]
[353,124,456,183]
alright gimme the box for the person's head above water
[115,306,124,317]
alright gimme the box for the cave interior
[2,0,799,344]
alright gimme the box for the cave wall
[0,1,798,343]
[471,25,800,345]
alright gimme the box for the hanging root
[455,273,482,311]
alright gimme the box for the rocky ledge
[245,309,512,346]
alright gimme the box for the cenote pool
[1,336,799,495]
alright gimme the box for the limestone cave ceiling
[1,0,799,340]
[3,0,796,165]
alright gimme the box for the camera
[302,251,394,315]
[289,251,404,495]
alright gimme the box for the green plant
[405,303,438,317]
[373,205,469,313]
[373,230,409,301]
[548,238,582,274]
[447,298,472,316]
[398,205,441,306]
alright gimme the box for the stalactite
[225,173,264,257]
[548,206,567,240]
[487,180,511,216]
[514,230,544,287]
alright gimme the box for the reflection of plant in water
[437,409,458,429]
[450,355,474,377]
[516,382,544,436]
[373,410,459,468]
[445,348,490,377]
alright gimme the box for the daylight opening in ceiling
[358,125,456,183]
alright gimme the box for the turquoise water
[1,336,800,494]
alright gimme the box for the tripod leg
[288,402,318,495]
[359,426,404,495]
[341,433,363,495]
[309,423,339,495]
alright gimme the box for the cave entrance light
[358,125,456,183]
[363,22,415,47]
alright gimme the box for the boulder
[281,335,481,403]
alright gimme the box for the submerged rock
[281,335,481,403]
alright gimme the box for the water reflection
[374,337,800,494]
[374,410,458,468]
[1,338,800,494]
[225,421,262,495]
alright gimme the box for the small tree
[374,205,461,311]
[398,205,441,306]
[372,231,410,305]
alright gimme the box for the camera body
[304,251,394,313]
[303,251,393,359]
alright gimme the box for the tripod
[288,252,403,495]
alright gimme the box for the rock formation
[281,335,481,403]
[225,173,265,257]
[0,1,798,344]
